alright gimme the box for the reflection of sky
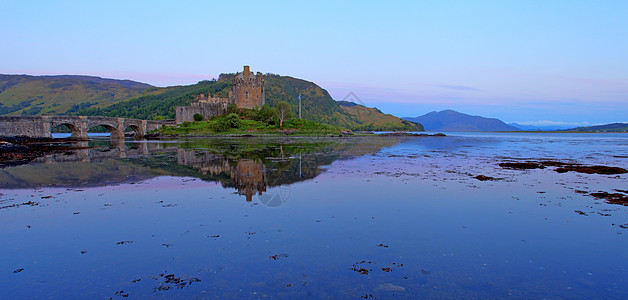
[381,133,628,165]
[1,133,627,298]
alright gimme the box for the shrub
[243,108,258,120]
[287,118,306,127]
[212,113,242,132]
[227,103,239,115]
[193,113,204,121]
[181,121,191,127]
[224,113,242,128]
[256,104,276,124]
[212,120,230,132]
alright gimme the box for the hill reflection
[0,137,403,197]
[172,138,377,202]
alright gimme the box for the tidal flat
[1,132,627,299]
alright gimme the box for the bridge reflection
[33,140,167,164]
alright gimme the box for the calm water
[1,133,627,299]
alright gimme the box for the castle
[176,66,265,124]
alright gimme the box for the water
[1,133,626,298]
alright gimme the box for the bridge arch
[89,124,124,139]
[49,118,88,139]
[53,123,84,138]
[124,124,143,138]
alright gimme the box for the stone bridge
[0,116,173,139]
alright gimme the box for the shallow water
[1,133,627,299]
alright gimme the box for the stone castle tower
[175,66,265,123]
[231,66,265,109]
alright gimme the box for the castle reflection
[177,149,266,201]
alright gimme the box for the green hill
[264,75,422,131]
[77,73,422,130]
[77,78,232,120]
[563,123,628,132]
[336,101,424,131]
[1,72,423,131]
[0,74,152,115]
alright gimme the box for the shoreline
[155,132,447,138]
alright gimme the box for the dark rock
[539,161,571,167]
[555,165,627,175]
[500,159,626,175]
[473,175,500,181]
[340,130,354,135]
[499,162,545,170]
[143,133,161,139]
[589,192,628,205]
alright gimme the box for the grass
[157,114,353,137]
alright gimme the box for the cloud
[432,84,482,92]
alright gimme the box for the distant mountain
[403,110,520,132]
[508,122,572,131]
[0,74,153,116]
[563,123,628,132]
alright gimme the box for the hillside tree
[276,101,293,127]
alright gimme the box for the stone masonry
[232,65,265,110]
[0,115,169,139]
[175,66,265,124]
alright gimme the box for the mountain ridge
[507,122,573,131]
[0,74,152,116]
[403,109,519,132]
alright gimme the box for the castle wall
[176,102,227,124]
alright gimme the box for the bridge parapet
[0,116,53,138]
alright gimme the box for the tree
[256,104,276,124]
[193,113,204,121]
[276,101,293,127]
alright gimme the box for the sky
[1,0,627,126]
